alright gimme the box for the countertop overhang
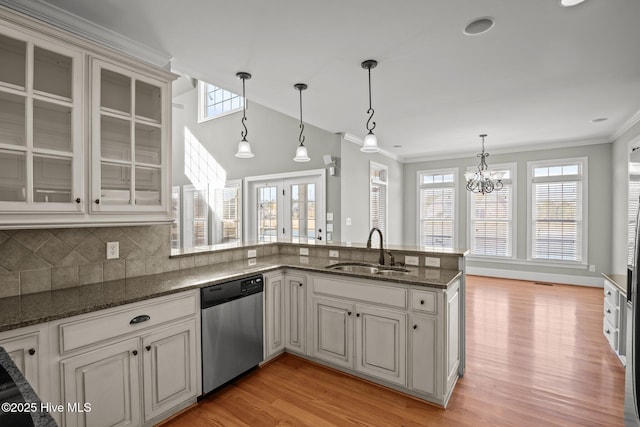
[0,254,462,333]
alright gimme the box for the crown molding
[342,132,403,162]
[611,108,640,142]
[0,0,172,69]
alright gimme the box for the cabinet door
[90,58,169,215]
[285,274,306,354]
[355,304,406,386]
[312,297,354,369]
[0,332,40,394]
[61,338,141,427]
[142,319,197,422]
[410,315,438,396]
[446,284,460,390]
[265,273,285,358]
[0,29,84,215]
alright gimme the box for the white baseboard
[467,266,603,287]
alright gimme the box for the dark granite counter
[0,347,56,427]
[0,255,461,333]
[603,273,627,295]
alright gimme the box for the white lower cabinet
[53,291,199,427]
[0,324,48,399]
[312,297,354,369]
[264,272,285,359]
[284,273,306,354]
[410,315,437,395]
[61,338,142,427]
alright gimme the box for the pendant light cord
[241,77,248,141]
[366,65,376,133]
[298,87,305,145]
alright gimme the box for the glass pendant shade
[235,139,254,158]
[294,144,310,162]
[360,132,380,153]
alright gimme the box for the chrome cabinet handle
[130,315,151,325]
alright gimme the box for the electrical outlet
[346,217,352,226]
[106,241,119,260]
[299,256,309,264]
[405,255,419,266]
[425,257,441,267]
[327,212,333,221]
[299,247,309,256]
[247,249,257,258]
[248,258,257,266]
[326,224,334,232]
[329,250,340,258]
[589,264,595,272]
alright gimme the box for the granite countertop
[603,273,627,295]
[0,254,462,333]
[0,347,56,427]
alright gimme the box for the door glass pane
[0,92,25,146]
[183,186,208,247]
[258,186,277,242]
[100,162,130,204]
[33,100,72,152]
[135,123,161,165]
[135,166,161,205]
[291,183,316,239]
[0,150,26,201]
[0,34,26,88]
[135,80,161,122]
[101,69,131,114]
[33,47,72,99]
[33,155,72,203]
[101,116,131,161]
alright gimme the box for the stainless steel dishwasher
[201,274,264,395]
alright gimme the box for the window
[468,164,515,257]
[418,169,456,248]
[528,158,587,263]
[213,180,242,244]
[370,162,388,246]
[629,152,640,265]
[170,186,181,249]
[198,81,243,122]
[183,185,209,248]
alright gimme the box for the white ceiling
[18,0,640,160]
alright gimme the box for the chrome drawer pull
[130,315,151,325]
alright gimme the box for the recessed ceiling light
[393,145,402,148]
[464,17,495,36]
[591,117,608,123]
[560,0,585,7]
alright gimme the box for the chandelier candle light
[235,71,253,158]
[464,134,504,195]
[293,83,310,162]
[361,59,380,153]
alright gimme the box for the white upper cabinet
[0,10,176,228]
[90,59,170,215]
[0,28,84,214]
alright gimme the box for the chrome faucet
[366,227,385,265]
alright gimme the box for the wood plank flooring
[162,275,625,426]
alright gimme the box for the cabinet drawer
[410,290,437,314]
[604,300,618,328]
[313,276,407,309]
[604,281,619,308]
[603,317,618,350]
[59,292,197,353]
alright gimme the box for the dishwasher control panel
[241,276,263,294]
[201,274,264,309]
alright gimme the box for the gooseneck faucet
[366,227,385,265]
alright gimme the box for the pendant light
[464,134,504,195]
[293,83,310,162]
[361,59,380,153]
[235,71,254,158]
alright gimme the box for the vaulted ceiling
[8,0,640,160]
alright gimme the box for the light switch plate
[425,256,441,267]
[404,255,419,266]
[106,241,119,260]
[248,258,257,266]
[327,212,334,221]
[346,217,352,226]
[326,224,334,232]
[299,247,309,256]
[247,249,257,258]
[329,250,339,258]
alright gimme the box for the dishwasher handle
[130,315,151,325]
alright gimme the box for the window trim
[526,156,588,265]
[369,161,388,241]
[416,167,458,249]
[466,162,517,260]
[197,81,245,123]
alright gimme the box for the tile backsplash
[0,225,171,298]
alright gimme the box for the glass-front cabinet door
[0,29,83,213]
[90,59,169,214]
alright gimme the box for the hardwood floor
[162,275,625,426]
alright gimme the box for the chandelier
[464,134,503,195]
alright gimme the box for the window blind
[419,170,456,249]
[370,162,388,246]
[470,179,512,257]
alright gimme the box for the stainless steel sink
[376,269,411,277]
[329,264,380,274]
[326,263,412,276]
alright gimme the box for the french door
[246,170,326,243]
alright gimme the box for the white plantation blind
[183,185,209,248]
[629,166,640,265]
[370,162,388,246]
[469,166,513,257]
[419,170,456,248]
[530,160,585,262]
